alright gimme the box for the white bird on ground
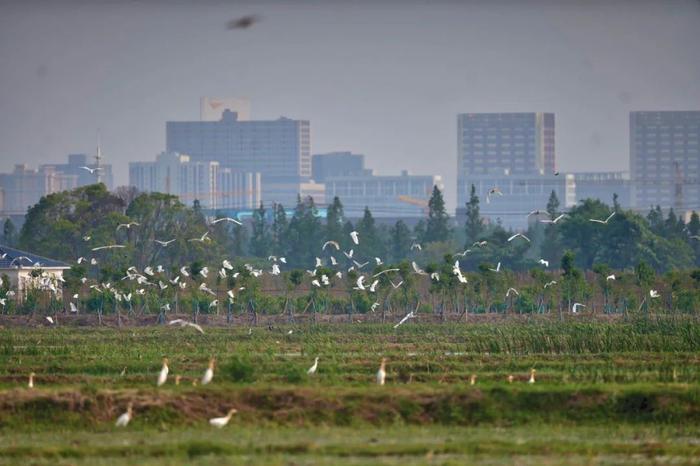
[271,264,281,275]
[486,187,503,204]
[371,302,380,312]
[528,369,537,384]
[91,245,126,251]
[307,357,319,375]
[157,358,169,386]
[538,259,549,267]
[572,302,586,313]
[321,274,330,286]
[155,239,176,247]
[411,261,427,275]
[488,262,501,273]
[199,267,209,278]
[430,272,440,281]
[589,212,616,224]
[210,217,242,225]
[410,243,422,251]
[394,311,415,329]
[350,231,359,245]
[606,274,616,281]
[506,288,519,298]
[544,280,557,288]
[376,358,387,385]
[69,302,78,313]
[46,316,54,324]
[79,166,102,174]
[508,233,531,243]
[117,222,140,231]
[0,298,6,307]
[322,241,340,251]
[189,231,210,243]
[115,403,133,427]
[311,279,321,288]
[202,357,216,385]
[168,319,205,334]
[209,409,238,428]
[650,289,660,298]
[540,214,567,224]
[144,266,154,276]
[222,259,233,270]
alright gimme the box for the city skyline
[2,0,699,210]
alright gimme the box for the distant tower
[95,131,103,185]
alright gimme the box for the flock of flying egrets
[1,202,668,327]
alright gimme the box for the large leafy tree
[20,183,129,262]
[424,185,450,243]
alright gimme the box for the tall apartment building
[166,109,311,206]
[457,112,555,208]
[0,165,78,215]
[129,152,261,210]
[40,153,114,190]
[312,152,369,182]
[630,111,700,212]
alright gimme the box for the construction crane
[397,195,429,214]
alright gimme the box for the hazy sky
[1,0,699,210]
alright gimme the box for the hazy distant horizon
[1,0,699,210]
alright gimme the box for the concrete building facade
[0,165,77,215]
[630,111,700,212]
[166,110,311,206]
[129,152,261,210]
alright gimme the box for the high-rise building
[457,112,555,208]
[166,109,311,206]
[312,152,369,182]
[200,97,251,121]
[630,111,700,212]
[0,165,78,215]
[40,153,114,190]
[129,152,261,210]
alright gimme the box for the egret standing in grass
[528,368,537,384]
[470,374,477,386]
[202,357,215,385]
[115,403,133,427]
[28,372,35,388]
[157,357,169,387]
[307,357,319,375]
[376,358,387,385]
[209,408,238,428]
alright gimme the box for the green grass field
[1,320,700,464]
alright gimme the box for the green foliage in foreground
[1,322,700,464]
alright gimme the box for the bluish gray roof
[0,245,70,269]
